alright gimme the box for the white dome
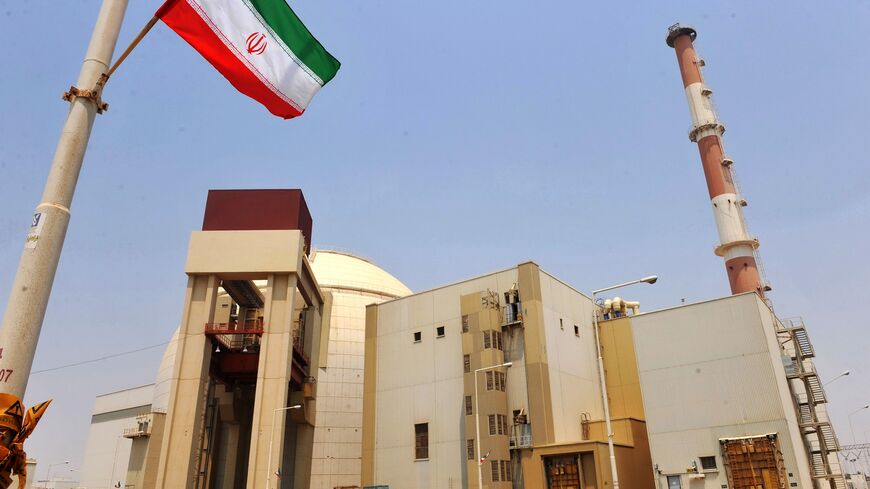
[152,328,180,412]
[309,249,411,298]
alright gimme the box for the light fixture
[215,344,221,353]
[641,275,658,284]
[243,345,248,353]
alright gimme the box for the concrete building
[78,384,154,488]
[77,191,412,489]
[361,263,843,489]
[362,261,655,489]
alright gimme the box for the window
[495,331,503,350]
[699,456,717,470]
[486,371,494,390]
[413,331,421,343]
[483,330,492,349]
[667,475,682,489]
[436,325,445,338]
[560,318,564,330]
[491,460,500,482]
[414,423,428,459]
[504,460,512,481]
[462,315,469,333]
[574,324,580,336]
[490,414,508,435]
[467,439,475,460]
[465,396,473,415]
[487,371,506,392]
[463,354,471,373]
[500,459,507,482]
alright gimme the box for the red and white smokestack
[665,24,767,297]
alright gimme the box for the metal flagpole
[0,0,129,402]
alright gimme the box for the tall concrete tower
[665,24,767,297]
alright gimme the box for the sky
[1,0,869,481]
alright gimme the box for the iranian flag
[157,0,340,119]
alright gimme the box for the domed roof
[310,249,411,299]
[152,328,179,412]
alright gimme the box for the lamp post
[266,404,302,489]
[592,275,658,489]
[824,370,850,387]
[474,361,512,489]
[46,460,69,482]
[849,405,870,444]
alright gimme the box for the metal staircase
[778,318,847,489]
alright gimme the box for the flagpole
[0,0,129,407]
[98,16,159,89]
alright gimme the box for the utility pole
[0,0,128,400]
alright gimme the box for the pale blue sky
[1,0,869,480]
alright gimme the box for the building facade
[362,261,654,489]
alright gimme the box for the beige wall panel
[185,230,304,276]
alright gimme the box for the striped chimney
[665,24,767,297]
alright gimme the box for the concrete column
[153,274,219,488]
[247,273,299,489]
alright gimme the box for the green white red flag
[156,0,340,119]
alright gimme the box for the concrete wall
[631,293,813,489]
[367,267,520,488]
[78,385,153,489]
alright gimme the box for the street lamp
[592,275,658,489]
[849,404,870,444]
[824,370,850,387]
[474,361,512,489]
[46,460,69,481]
[266,404,302,489]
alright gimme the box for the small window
[667,475,682,489]
[465,395,473,415]
[560,318,564,330]
[483,330,492,349]
[491,460,500,482]
[462,315,469,333]
[500,459,507,482]
[488,414,497,435]
[467,439,475,460]
[504,460,512,481]
[415,423,429,459]
[436,326,445,338]
[464,354,471,373]
[574,324,580,336]
[413,331,421,343]
[486,371,494,390]
[699,456,717,470]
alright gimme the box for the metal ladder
[779,317,847,489]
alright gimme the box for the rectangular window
[436,325,445,338]
[574,324,580,336]
[486,371,494,391]
[483,330,492,349]
[491,460,500,482]
[464,354,471,373]
[465,396,473,415]
[500,460,507,482]
[413,331,421,343]
[488,414,496,435]
[462,315,469,333]
[667,475,682,489]
[504,460,512,481]
[699,456,717,470]
[467,439,475,460]
[414,423,428,460]
[498,414,508,435]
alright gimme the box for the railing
[509,424,532,449]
